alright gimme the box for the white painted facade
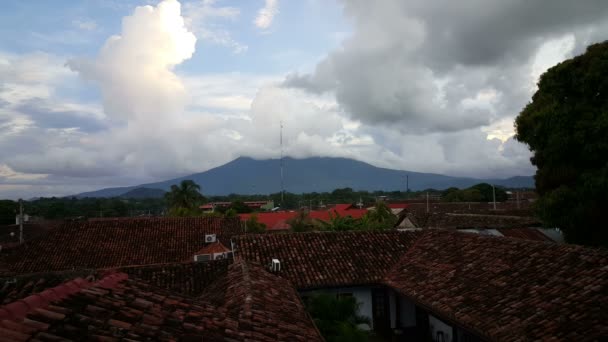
[429,315,454,342]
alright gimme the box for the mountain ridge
[74,156,534,198]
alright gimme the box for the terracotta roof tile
[496,227,554,242]
[0,261,323,341]
[195,241,231,255]
[235,230,422,289]
[239,205,368,231]
[119,260,230,297]
[2,217,243,274]
[0,270,98,304]
[385,230,608,341]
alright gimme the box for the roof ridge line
[383,230,436,281]
[0,272,128,321]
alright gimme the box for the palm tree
[165,180,204,212]
[363,201,396,230]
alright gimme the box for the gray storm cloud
[284,0,608,132]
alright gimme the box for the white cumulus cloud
[67,0,196,122]
[254,0,279,29]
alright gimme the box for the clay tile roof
[201,261,323,341]
[194,241,231,255]
[419,212,540,229]
[384,230,608,341]
[234,230,422,289]
[0,261,322,341]
[119,260,231,297]
[0,270,98,304]
[2,217,244,274]
[496,227,554,242]
[0,222,59,248]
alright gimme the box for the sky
[1,0,607,199]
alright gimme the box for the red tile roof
[239,212,295,231]
[385,231,608,341]
[2,217,243,274]
[194,241,232,255]
[239,205,368,231]
[0,261,323,341]
[234,230,422,289]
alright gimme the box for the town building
[0,218,605,341]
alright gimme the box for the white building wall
[429,315,453,342]
[300,287,374,330]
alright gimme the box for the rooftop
[0,261,323,341]
[234,230,422,289]
[1,217,243,274]
[239,204,368,231]
[385,231,607,341]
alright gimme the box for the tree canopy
[515,41,608,247]
[305,293,370,342]
[165,180,205,216]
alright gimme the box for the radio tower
[280,121,284,206]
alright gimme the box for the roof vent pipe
[270,259,281,272]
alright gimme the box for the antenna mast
[280,121,284,205]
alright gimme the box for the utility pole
[492,185,497,210]
[18,199,24,244]
[280,121,284,206]
[516,191,520,210]
[426,192,429,213]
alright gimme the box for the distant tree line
[441,183,508,202]
[1,181,517,222]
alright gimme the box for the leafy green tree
[230,200,253,213]
[320,212,360,231]
[245,213,266,233]
[515,41,608,247]
[305,293,370,342]
[0,200,17,225]
[165,180,205,216]
[288,209,316,232]
[224,208,238,218]
[471,183,507,202]
[362,201,396,230]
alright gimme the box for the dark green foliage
[165,180,205,215]
[361,201,396,230]
[21,197,143,219]
[229,200,252,213]
[305,293,370,342]
[245,213,266,233]
[288,210,316,232]
[0,200,17,225]
[320,212,361,231]
[319,201,397,231]
[515,41,608,247]
[442,183,507,202]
